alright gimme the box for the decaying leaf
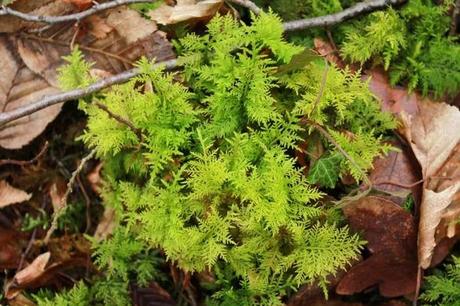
[399,100,460,269]
[336,196,417,297]
[0,180,32,208]
[0,5,174,149]
[14,252,51,285]
[149,0,223,25]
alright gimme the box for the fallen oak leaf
[149,0,223,25]
[336,196,417,297]
[399,100,460,269]
[0,180,32,208]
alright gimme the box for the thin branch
[44,149,97,244]
[283,0,405,32]
[311,60,329,115]
[450,0,460,35]
[94,101,143,140]
[0,59,177,127]
[373,178,424,189]
[0,0,157,24]
[0,141,48,167]
[226,0,262,15]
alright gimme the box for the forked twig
[0,0,157,24]
[44,149,97,244]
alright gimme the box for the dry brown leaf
[149,0,223,25]
[0,180,32,208]
[399,100,460,268]
[336,196,417,297]
[0,6,174,149]
[106,7,157,44]
[86,15,113,39]
[0,0,75,33]
[14,252,51,285]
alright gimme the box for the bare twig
[94,101,143,140]
[0,141,49,167]
[450,0,460,35]
[226,0,262,15]
[44,149,97,244]
[0,0,157,24]
[311,60,329,115]
[373,178,424,189]
[283,0,405,32]
[22,34,134,65]
[0,59,177,127]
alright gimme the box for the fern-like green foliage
[56,12,400,304]
[421,256,460,306]
[34,282,90,306]
[339,0,460,97]
[256,0,460,97]
[57,46,94,90]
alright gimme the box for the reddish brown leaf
[0,228,24,270]
[64,0,93,11]
[336,196,417,297]
[313,38,345,69]
[366,69,419,119]
[368,141,422,204]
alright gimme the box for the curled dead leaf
[14,252,51,285]
[0,180,32,208]
[399,100,460,269]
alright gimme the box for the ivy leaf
[307,153,343,188]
